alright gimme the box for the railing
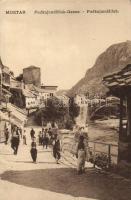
[61,134,118,169]
[88,141,118,168]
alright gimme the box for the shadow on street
[1,168,131,200]
[13,161,56,164]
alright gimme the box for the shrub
[89,152,109,169]
[95,153,109,169]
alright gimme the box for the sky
[0,0,131,90]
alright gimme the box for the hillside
[68,41,131,97]
[56,89,68,96]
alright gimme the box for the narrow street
[0,128,131,200]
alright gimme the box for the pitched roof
[103,64,131,88]
[22,89,36,98]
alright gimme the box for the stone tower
[23,66,41,87]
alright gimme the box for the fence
[61,133,118,169]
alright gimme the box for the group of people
[38,128,58,148]
[4,122,89,175]
[30,127,61,164]
[4,122,61,165]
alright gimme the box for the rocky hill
[68,41,131,97]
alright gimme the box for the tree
[16,73,23,81]
[35,97,68,126]
[69,97,80,122]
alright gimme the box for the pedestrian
[76,135,86,174]
[19,127,23,138]
[52,135,61,164]
[48,128,53,145]
[51,121,55,128]
[48,128,52,137]
[50,132,55,146]
[4,128,9,145]
[11,126,20,155]
[30,137,37,163]
[23,129,27,145]
[30,128,35,139]
[38,131,43,145]
[43,129,49,149]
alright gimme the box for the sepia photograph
[0,0,131,199]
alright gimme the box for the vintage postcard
[0,0,131,200]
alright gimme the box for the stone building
[40,85,58,102]
[23,66,41,87]
[0,58,11,107]
[74,94,89,106]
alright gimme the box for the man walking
[30,128,35,139]
[30,137,37,163]
[52,135,61,164]
[43,129,49,149]
[11,126,20,155]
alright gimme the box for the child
[30,137,37,163]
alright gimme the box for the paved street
[0,128,131,200]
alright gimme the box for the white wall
[25,97,38,109]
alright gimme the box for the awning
[0,111,18,125]
[7,103,27,126]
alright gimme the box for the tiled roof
[103,64,131,88]
[22,89,36,98]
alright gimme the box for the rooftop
[103,64,131,87]
[103,64,131,97]
[23,66,40,70]
[41,85,58,89]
